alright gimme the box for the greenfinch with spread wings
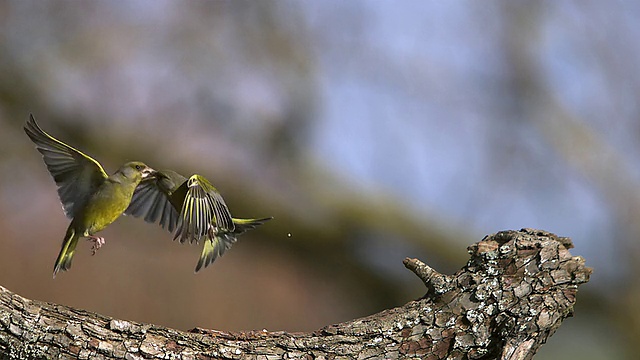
[125,169,271,272]
[24,115,155,277]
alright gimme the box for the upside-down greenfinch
[125,169,271,272]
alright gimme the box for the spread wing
[24,114,109,219]
[174,174,234,244]
[125,177,181,233]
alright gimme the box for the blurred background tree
[0,1,635,359]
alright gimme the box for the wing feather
[24,115,108,219]
[194,175,234,232]
[186,180,211,243]
[125,178,181,233]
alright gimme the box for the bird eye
[135,164,143,171]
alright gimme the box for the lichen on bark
[0,229,591,359]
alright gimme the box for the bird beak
[141,167,156,180]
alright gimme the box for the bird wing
[125,177,181,233]
[24,114,109,219]
[175,174,234,244]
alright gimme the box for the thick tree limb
[0,229,591,359]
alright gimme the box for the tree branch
[0,229,591,359]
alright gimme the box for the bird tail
[232,217,273,235]
[194,217,272,273]
[53,225,80,278]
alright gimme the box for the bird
[125,169,272,272]
[24,114,155,277]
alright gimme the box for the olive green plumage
[125,169,271,272]
[24,115,154,277]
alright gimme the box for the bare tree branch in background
[0,229,590,359]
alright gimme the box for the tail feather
[194,217,272,273]
[232,217,272,235]
[53,226,80,278]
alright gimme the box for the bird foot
[86,236,105,255]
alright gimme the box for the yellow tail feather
[53,226,79,278]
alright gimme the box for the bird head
[119,161,155,181]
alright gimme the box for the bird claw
[86,236,105,256]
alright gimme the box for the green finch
[125,169,271,272]
[24,115,155,277]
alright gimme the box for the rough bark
[0,229,591,359]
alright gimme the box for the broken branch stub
[403,228,591,359]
